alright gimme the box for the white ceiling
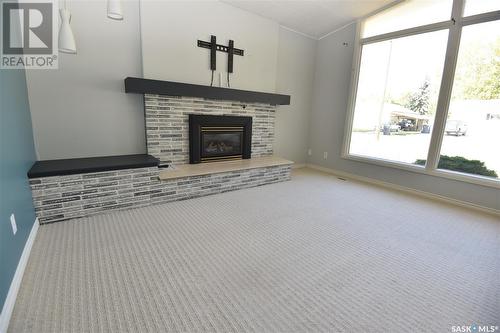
[221,0,395,39]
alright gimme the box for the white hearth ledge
[159,156,293,180]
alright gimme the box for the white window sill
[342,154,500,189]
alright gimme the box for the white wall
[140,1,279,92]
[274,28,316,164]
[27,0,145,160]
[307,23,500,211]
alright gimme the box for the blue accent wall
[0,63,37,311]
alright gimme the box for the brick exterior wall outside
[144,95,276,164]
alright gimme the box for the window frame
[342,0,500,189]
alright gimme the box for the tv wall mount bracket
[197,35,244,73]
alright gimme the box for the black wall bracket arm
[210,35,216,70]
[197,38,244,56]
[228,39,234,73]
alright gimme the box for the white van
[445,120,468,136]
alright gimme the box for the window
[439,20,500,179]
[349,31,447,164]
[345,0,500,186]
[362,0,453,38]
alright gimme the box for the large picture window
[438,20,500,179]
[345,0,500,186]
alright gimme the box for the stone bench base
[30,163,292,224]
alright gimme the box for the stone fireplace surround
[144,94,276,165]
[28,82,292,224]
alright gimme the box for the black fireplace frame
[189,114,252,164]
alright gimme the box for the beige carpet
[9,168,500,332]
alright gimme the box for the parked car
[398,119,414,131]
[445,120,468,136]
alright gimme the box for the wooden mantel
[124,77,291,105]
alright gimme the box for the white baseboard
[0,218,39,333]
[306,164,500,217]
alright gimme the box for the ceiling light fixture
[58,1,76,54]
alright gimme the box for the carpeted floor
[9,168,500,332]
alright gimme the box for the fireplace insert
[189,114,252,164]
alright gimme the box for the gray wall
[26,0,145,160]
[274,28,316,164]
[140,0,279,92]
[307,23,500,210]
[0,65,37,310]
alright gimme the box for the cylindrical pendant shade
[58,9,76,54]
[107,0,123,20]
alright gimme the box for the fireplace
[189,114,252,164]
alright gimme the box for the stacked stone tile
[144,95,276,164]
[30,165,291,224]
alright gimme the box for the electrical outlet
[323,152,328,160]
[307,149,312,156]
[10,213,17,235]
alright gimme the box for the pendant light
[58,0,76,54]
[107,0,123,20]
